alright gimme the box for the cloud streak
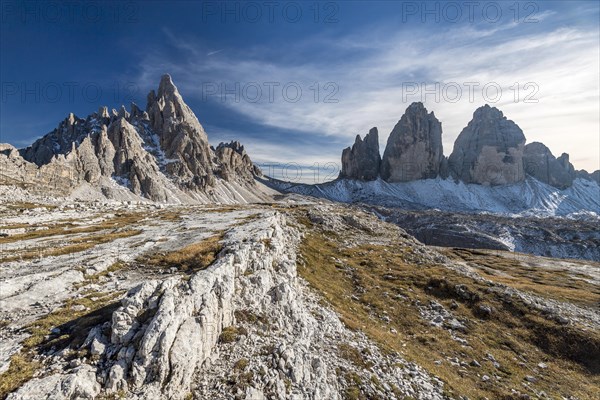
[135,13,599,172]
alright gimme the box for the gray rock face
[448,105,526,185]
[340,127,381,181]
[215,141,262,184]
[0,142,76,195]
[147,74,215,189]
[20,113,89,166]
[6,211,447,400]
[6,365,101,400]
[523,142,575,189]
[577,169,600,184]
[381,102,443,182]
[10,74,264,203]
[107,118,170,202]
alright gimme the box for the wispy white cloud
[136,16,599,172]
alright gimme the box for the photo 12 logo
[400,1,541,23]
[258,162,340,184]
[401,82,539,103]
[199,1,340,23]
[1,1,139,24]
[200,81,339,104]
[1,81,140,104]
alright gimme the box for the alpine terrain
[270,103,600,261]
[0,77,598,400]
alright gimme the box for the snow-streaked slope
[267,177,600,217]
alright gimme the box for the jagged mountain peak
[157,73,178,97]
[146,75,208,141]
[348,127,379,148]
[8,74,266,203]
[448,105,525,185]
[130,102,143,118]
[335,103,595,190]
[340,127,381,181]
[523,142,575,189]
[405,101,427,113]
[472,103,504,120]
[363,126,379,142]
[98,106,110,119]
[381,102,443,182]
[404,102,439,119]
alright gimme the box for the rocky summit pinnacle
[333,103,598,190]
[147,73,215,189]
[340,127,381,181]
[381,102,444,182]
[448,104,526,185]
[8,75,267,203]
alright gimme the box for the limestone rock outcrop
[0,143,76,195]
[19,113,88,166]
[333,103,595,190]
[523,142,576,189]
[215,141,262,184]
[8,74,265,203]
[448,105,526,185]
[381,103,444,182]
[6,211,447,400]
[0,143,16,153]
[339,127,381,181]
[147,74,216,189]
[578,169,600,183]
[106,118,171,201]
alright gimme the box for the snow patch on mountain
[268,177,600,217]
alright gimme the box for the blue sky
[1,0,599,182]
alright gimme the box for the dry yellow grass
[0,291,122,399]
[140,232,224,274]
[0,354,39,400]
[0,212,144,245]
[445,248,600,308]
[73,262,126,289]
[298,229,600,399]
[0,229,142,263]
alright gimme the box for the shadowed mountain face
[381,102,444,182]
[340,127,381,181]
[448,105,526,185]
[146,74,215,189]
[334,102,598,189]
[523,142,576,189]
[8,75,266,203]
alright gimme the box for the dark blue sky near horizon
[1,0,599,180]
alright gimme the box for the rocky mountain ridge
[1,75,271,204]
[340,102,598,189]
